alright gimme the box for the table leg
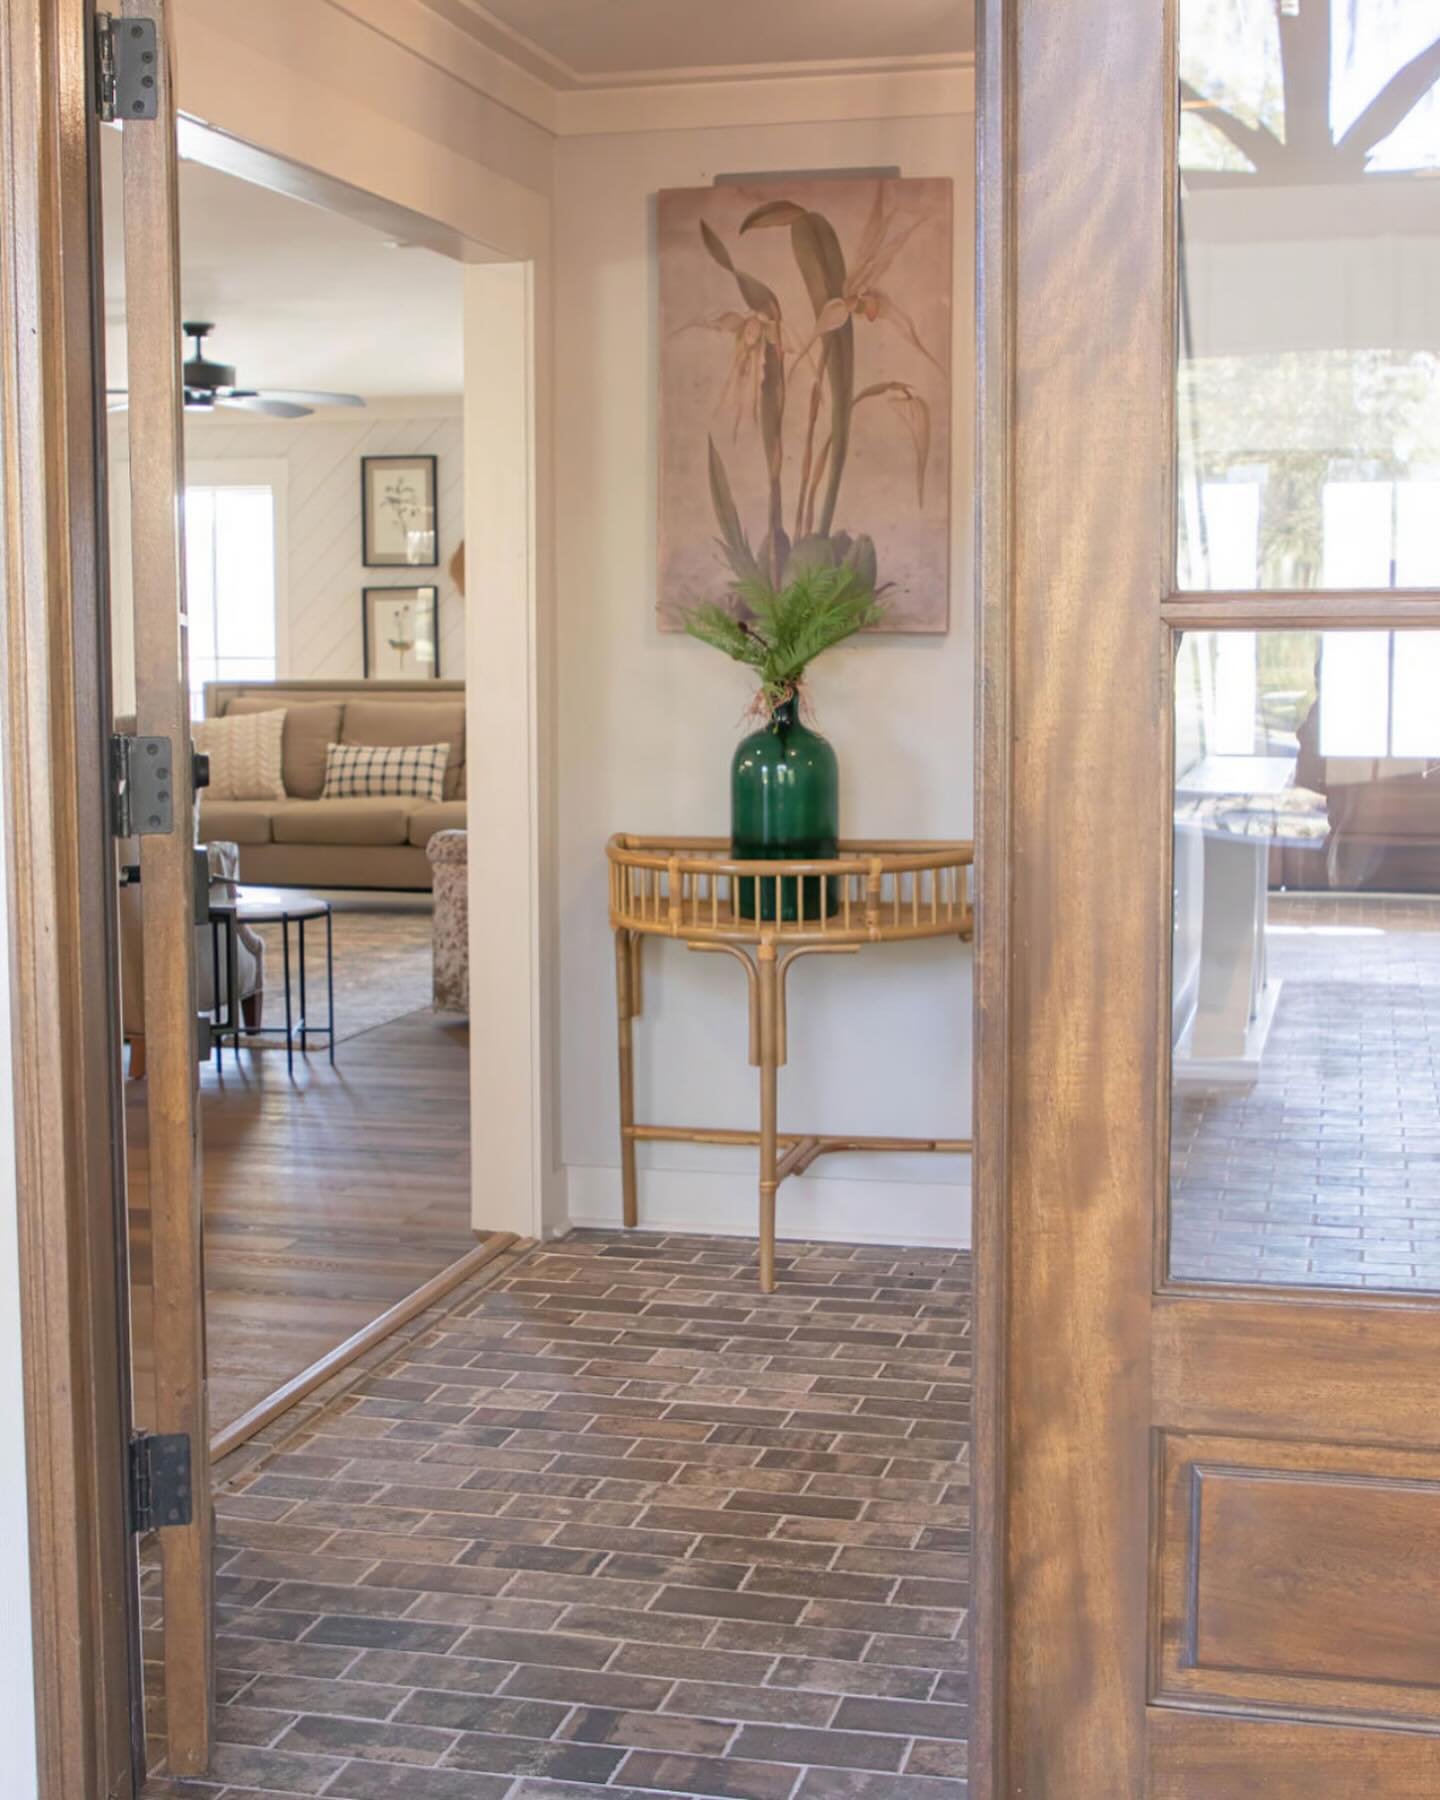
[615,928,638,1229]
[227,913,239,1054]
[326,907,335,1066]
[757,940,779,1294]
[298,914,308,1053]
[210,917,222,1068]
[282,918,293,1077]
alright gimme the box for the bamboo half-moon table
[607,835,975,1291]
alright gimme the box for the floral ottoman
[427,828,468,1015]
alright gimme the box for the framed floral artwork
[362,585,439,678]
[658,176,953,632]
[361,453,438,567]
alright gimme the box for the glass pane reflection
[1177,1,1440,591]
[1171,629,1440,1290]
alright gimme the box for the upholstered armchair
[427,828,468,1014]
[120,838,265,1078]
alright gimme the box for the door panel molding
[0,0,141,1794]
[1156,1432,1440,1724]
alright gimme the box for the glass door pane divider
[1162,590,1440,627]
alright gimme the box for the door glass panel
[1171,628,1440,1291]
[1177,1,1440,591]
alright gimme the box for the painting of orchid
[658,176,952,632]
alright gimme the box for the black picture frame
[362,585,440,679]
[361,453,438,567]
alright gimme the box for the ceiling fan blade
[254,389,366,409]
[217,395,311,419]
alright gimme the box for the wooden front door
[975,1,1440,1795]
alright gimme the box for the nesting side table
[607,835,975,1291]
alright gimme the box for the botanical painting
[362,453,438,567]
[362,585,439,679]
[658,176,953,632]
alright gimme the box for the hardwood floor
[127,1006,485,1439]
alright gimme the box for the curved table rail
[607,834,975,947]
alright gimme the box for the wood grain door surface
[118,0,215,1774]
[975,1,1440,1795]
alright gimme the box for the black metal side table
[232,887,336,1074]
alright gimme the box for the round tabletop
[233,886,333,924]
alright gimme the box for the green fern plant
[684,561,885,708]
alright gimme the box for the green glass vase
[731,693,839,922]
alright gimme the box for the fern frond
[682,601,768,671]
[686,552,886,700]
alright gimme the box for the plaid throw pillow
[321,741,448,802]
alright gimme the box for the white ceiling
[101,128,464,402]
[417,0,973,86]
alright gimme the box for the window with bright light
[1317,481,1440,756]
[185,483,278,718]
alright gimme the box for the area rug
[247,900,437,1045]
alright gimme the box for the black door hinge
[95,13,159,123]
[110,733,174,839]
[128,1432,193,1534]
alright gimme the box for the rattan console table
[607,835,975,1291]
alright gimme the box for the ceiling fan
[106,322,366,419]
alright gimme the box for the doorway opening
[101,125,506,1457]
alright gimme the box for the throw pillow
[321,741,448,802]
[194,708,286,801]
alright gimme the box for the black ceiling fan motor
[182,321,238,395]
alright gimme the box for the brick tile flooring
[144,1231,971,1799]
[1172,894,1440,1290]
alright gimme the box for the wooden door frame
[970,0,1011,1788]
[972,0,1175,1791]
[1,1,144,1796]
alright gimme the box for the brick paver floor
[1172,893,1440,1290]
[144,1230,971,1800]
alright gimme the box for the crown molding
[559,65,975,136]
[328,0,974,138]
[323,0,561,131]
[421,0,972,93]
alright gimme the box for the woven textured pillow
[321,740,448,802]
[194,708,286,801]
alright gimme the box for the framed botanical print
[362,585,439,679]
[361,453,438,567]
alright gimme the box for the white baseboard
[561,1162,971,1250]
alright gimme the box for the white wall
[555,112,976,1246]
[110,409,466,712]
[0,737,39,1799]
[185,409,466,684]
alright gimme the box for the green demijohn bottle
[731,691,839,922]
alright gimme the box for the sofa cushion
[225,697,343,800]
[270,798,411,847]
[323,741,448,803]
[342,700,465,801]
[408,802,468,849]
[197,799,276,846]
[194,709,286,800]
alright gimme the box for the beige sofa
[200,678,467,890]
